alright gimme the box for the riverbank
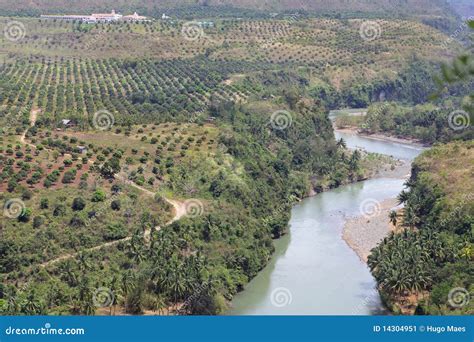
[229,126,424,315]
[339,129,424,264]
[335,127,428,148]
[342,198,399,263]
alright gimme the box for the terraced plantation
[0,58,260,130]
[0,17,458,82]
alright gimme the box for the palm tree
[127,239,145,264]
[389,210,398,226]
[403,206,421,228]
[154,294,167,315]
[121,271,135,297]
[349,150,361,171]
[76,278,95,315]
[397,190,409,205]
[22,290,41,315]
[336,138,346,149]
[76,251,90,272]
[109,276,120,315]
[5,288,19,315]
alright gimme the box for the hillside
[369,141,474,315]
[0,16,461,132]
[0,0,455,17]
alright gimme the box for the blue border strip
[1,316,472,342]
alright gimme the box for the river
[228,115,425,315]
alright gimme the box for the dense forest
[359,102,473,144]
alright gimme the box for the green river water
[229,123,424,315]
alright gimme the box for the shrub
[18,208,31,222]
[103,223,127,240]
[21,189,33,200]
[92,189,106,202]
[33,216,44,228]
[62,170,77,184]
[111,200,121,211]
[69,215,85,227]
[40,198,49,209]
[72,197,86,211]
[53,204,66,217]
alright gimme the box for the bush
[53,204,66,217]
[69,215,85,227]
[33,216,44,228]
[72,197,86,211]
[40,198,49,209]
[92,189,106,202]
[62,170,77,184]
[103,223,127,240]
[111,200,121,211]
[21,189,33,200]
[18,208,31,223]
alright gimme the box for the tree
[72,197,86,211]
[33,216,44,228]
[7,179,17,192]
[111,200,121,211]
[389,210,398,226]
[100,157,121,178]
[4,288,19,315]
[92,189,106,202]
[22,290,43,315]
[40,198,49,209]
[336,138,346,149]
[18,208,32,223]
[53,204,66,217]
[397,190,409,204]
[124,281,144,315]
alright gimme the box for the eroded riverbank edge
[336,128,426,264]
[342,198,399,263]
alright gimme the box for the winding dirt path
[114,174,187,224]
[39,189,187,267]
[19,110,189,268]
[38,175,188,267]
[19,108,40,146]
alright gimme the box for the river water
[228,117,424,315]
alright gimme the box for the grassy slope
[413,141,474,206]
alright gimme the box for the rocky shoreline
[342,198,399,263]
